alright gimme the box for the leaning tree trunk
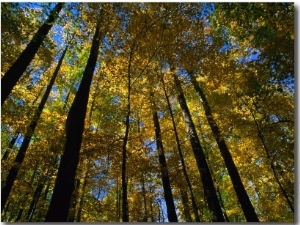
[173,73,225,222]
[26,175,47,221]
[45,16,103,222]
[151,105,178,222]
[249,107,294,213]
[161,76,201,222]
[189,71,260,222]
[1,46,68,210]
[1,131,20,161]
[1,3,64,105]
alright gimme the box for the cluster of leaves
[1,2,294,222]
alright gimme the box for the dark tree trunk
[2,132,20,161]
[151,92,178,222]
[1,3,64,105]
[68,179,80,222]
[173,73,225,222]
[27,178,46,221]
[45,17,103,222]
[180,188,193,222]
[161,76,201,222]
[76,172,88,222]
[1,46,68,210]
[189,72,259,222]
[121,39,137,223]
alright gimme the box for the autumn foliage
[1,3,294,222]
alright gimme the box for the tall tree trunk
[151,92,178,222]
[26,177,46,221]
[2,131,20,161]
[141,174,148,222]
[1,3,64,105]
[249,108,294,213]
[76,172,88,222]
[189,72,260,222]
[45,15,103,222]
[1,46,68,210]
[121,40,137,223]
[173,73,225,222]
[68,179,80,221]
[179,188,193,222]
[161,76,201,222]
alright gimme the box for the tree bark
[121,39,137,223]
[45,16,103,221]
[1,46,68,210]
[161,76,201,222]
[151,92,178,222]
[27,177,46,221]
[173,73,225,222]
[68,179,80,221]
[189,72,260,222]
[1,3,64,105]
[2,131,20,161]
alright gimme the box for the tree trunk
[68,179,80,222]
[121,39,137,223]
[1,3,64,105]
[75,170,88,222]
[250,108,294,213]
[189,72,259,222]
[180,188,193,222]
[27,178,46,221]
[151,92,178,222]
[141,174,148,222]
[173,73,225,222]
[1,46,68,210]
[161,76,201,222]
[2,131,20,161]
[45,16,103,222]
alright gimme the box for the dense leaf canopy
[1,2,294,222]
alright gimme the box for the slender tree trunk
[1,46,68,210]
[151,92,178,222]
[1,3,64,105]
[68,179,80,221]
[161,76,201,222]
[121,41,137,223]
[45,16,103,221]
[2,132,20,161]
[250,109,294,213]
[173,73,225,222]
[141,174,148,222]
[27,178,46,221]
[189,72,260,221]
[180,188,192,222]
[76,172,88,222]
[216,187,230,222]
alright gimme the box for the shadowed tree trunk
[26,176,47,221]
[161,76,201,222]
[1,3,64,105]
[45,14,104,221]
[188,71,260,222]
[2,132,20,161]
[150,91,178,222]
[1,46,68,210]
[173,72,225,222]
[68,179,80,221]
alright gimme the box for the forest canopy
[1,2,294,222]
